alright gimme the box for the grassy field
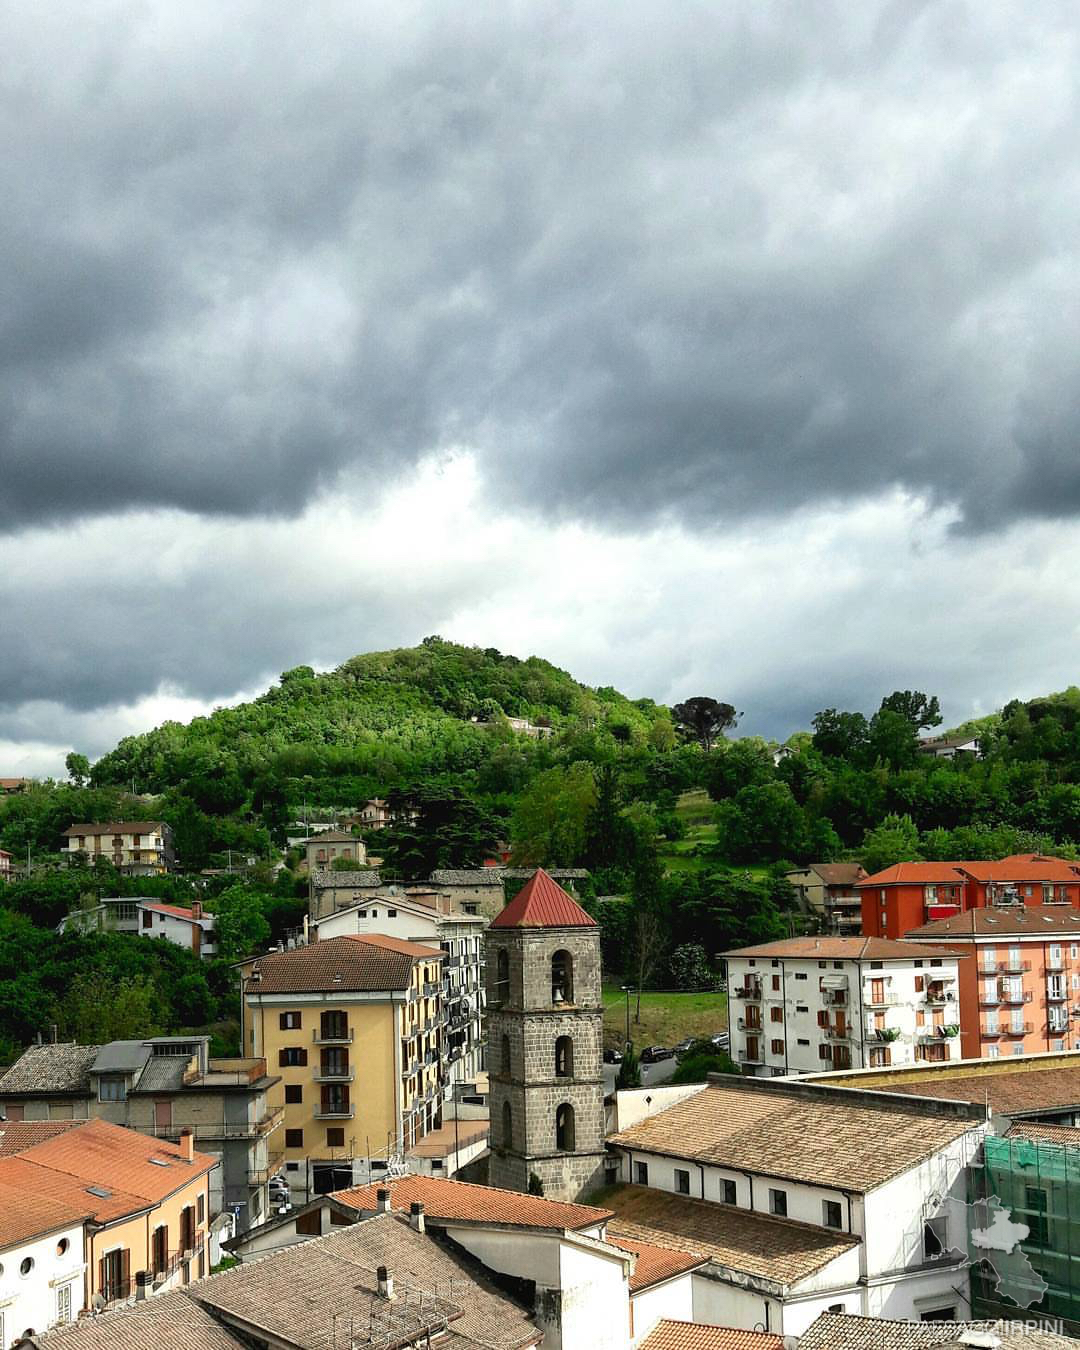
[602,984,728,1050]
[659,789,771,878]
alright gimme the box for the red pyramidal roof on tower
[491,868,597,928]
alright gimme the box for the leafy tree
[378,786,501,879]
[811,709,871,761]
[667,943,713,990]
[60,972,162,1043]
[671,698,740,752]
[879,690,943,731]
[860,813,921,874]
[212,884,272,962]
[670,1042,739,1084]
[704,742,775,801]
[65,753,91,788]
[616,1044,642,1088]
[511,764,597,866]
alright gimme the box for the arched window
[495,949,510,1005]
[551,950,574,1005]
[555,1103,575,1152]
[502,1100,513,1150]
[554,1036,573,1078]
[501,1034,511,1076]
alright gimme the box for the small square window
[721,1179,737,1204]
[388,909,397,917]
[675,1168,691,1195]
[327,1127,345,1147]
[823,1200,843,1229]
[279,1011,301,1030]
[634,1161,648,1185]
[285,1084,303,1104]
[285,1161,300,1172]
[924,1216,948,1259]
[769,1188,787,1217]
[285,1128,304,1149]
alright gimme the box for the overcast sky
[4,1,1080,777]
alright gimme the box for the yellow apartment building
[241,933,445,1199]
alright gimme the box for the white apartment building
[0,1203,85,1348]
[312,894,486,1084]
[58,897,216,959]
[607,1075,989,1335]
[60,821,175,874]
[723,938,966,1076]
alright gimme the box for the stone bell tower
[486,869,605,1201]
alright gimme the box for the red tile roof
[142,901,206,921]
[333,1174,612,1231]
[607,1234,706,1290]
[723,937,965,960]
[245,934,439,994]
[0,1167,89,1245]
[0,1120,83,1154]
[342,932,445,959]
[639,1321,783,1350]
[860,856,1080,888]
[907,907,1080,938]
[858,863,968,887]
[0,1153,146,1225]
[491,868,596,929]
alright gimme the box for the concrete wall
[0,1220,85,1344]
[630,1275,694,1345]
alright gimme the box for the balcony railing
[147,1107,284,1141]
[985,960,1032,974]
[314,1105,355,1119]
[999,989,1033,1006]
[740,1046,764,1064]
[312,1028,353,1044]
[314,1068,355,1083]
[733,987,762,1002]
[863,992,902,1007]
[981,1025,1002,1039]
[736,1017,763,1032]
[1047,986,1068,1002]
[1002,1022,1033,1036]
[823,1025,850,1041]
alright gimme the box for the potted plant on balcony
[876,1027,901,1043]
[942,1024,960,1038]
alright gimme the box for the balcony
[999,989,1033,1006]
[823,991,848,1007]
[991,960,1032,975]
[314,1067,355,1083]
[740,1045,764,1065]
[924,990,958,1006]
[423,981,440,997]
[823,1025,850,1041]
[978,993,1000,1008]
[1002,1022,1033,1036]
[148,1107,284,1141]
[1047,986,1068,1003]
[1049,1021,1070,1036]
[312,1027,353,1045]
[736,1017,763,1032]
[733,983,762,1001]
[981,1025,1002,1039]
[314,1105,355,1120]
[863,992,902,1008]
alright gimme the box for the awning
[820,974,850,989]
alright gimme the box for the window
[797,1038,810,1046]
[327,1127,345,1147]
[57,1282,73,1323]
[818,960,826,969]
[501,1033,511,1075]
[1025,1186,1050,1245]
[794,972,807,980]
[495,949,510,1004]
[56,1238,69,1257]
[285,1128,304,1148]
[152,1224,168,1275]
[920,1309,956,1322]
[319,1011,348,1041]
[502,1101,513,1150]
[770,1007,783,1023]
[551,950,574,1004]
[279,1011,301,1030]
[771,1039,784,1055]
[387,909,397,917]
[634,1161,649,1185]
[197,1193,205,1225]
[675,1168,691,1194]
[796,1004,808,1013]
[98,1076,127,1101]
[823,1200,843,1229]
[101,1248,129,1302]
[721,1179,737,1204]
[555,1036,573,1078]
[923,1216,948,1259]
[285,1084,303,1104]
[769,1189,787,1217]
[19,1257,33,1276]
[279,1048,308,1067]
[555,1103,576,1151]
[772,975,781,990]
[463,903,479,915]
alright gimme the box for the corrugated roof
[491,868,597,929]
[334,1174,612,1231]
[244,934,434,995]
[608,1078,982,1192]
[722,937,965,960]
[638,1321,783,1350]
[603,1185,859,1288]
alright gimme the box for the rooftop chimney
[135,1270,152,1301]
[377,1186,392,1213]
[179,1128,194,1163]
[410,1201,425,1234]
[191,900,202,920]
[377,1265,395,1300]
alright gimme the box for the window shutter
[98,1257,106,1295]
[279,1012,288,1030]
[121,1248,131,1293]
[299,1048,308,1067]
[914,975,924,992]
[278,1048,287,1067]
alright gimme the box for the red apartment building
[906,906,1080,1061]
[858,854,1080,939]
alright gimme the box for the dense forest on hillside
[5,640,1080,1060]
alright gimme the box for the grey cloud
[4,3,1080,534]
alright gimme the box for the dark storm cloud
[4,2,1080,536]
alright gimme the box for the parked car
[640,1045,674,1063]
[603,1047,624,1064]
[710,1032,730,1048]
[673,1036,698,1059]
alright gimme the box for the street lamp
[620,985,635,1051]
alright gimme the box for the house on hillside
[300,828,366,873]
[0,777,30,795]
[917,733,981,759]
[58,896,216,957]
[0,848,10,881]
[784,864,867,933]
[60,821,175,875]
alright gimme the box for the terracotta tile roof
[1006,1121,1080,1147]
[0,1120,83,1153]
[141,900,209,921]
[0,1169,87,1246]
[0,1154,150,1225]
[797,864,867,887]
[244,934,435,994]
[345,932,445,959]
[811,1058,1080,1117]
[490,868,596,929]
[638,1321,782,1350]
[798,1312,1078,1350]
[24,1289,240,1349]
[722,937,965,960]
[602,1185,859,1289]
[192,1212,542,1350]
[608,1078,982,1192]
[61,821,166,836]
[961,856,1080,882]
[334,1174,612,1231]
[6,1117,214,1204]
[858,863,969,886]
[304,829,362,844]
[907,906,1080,938]
[606,1234,706,1290]
[0,1042,101,1095]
